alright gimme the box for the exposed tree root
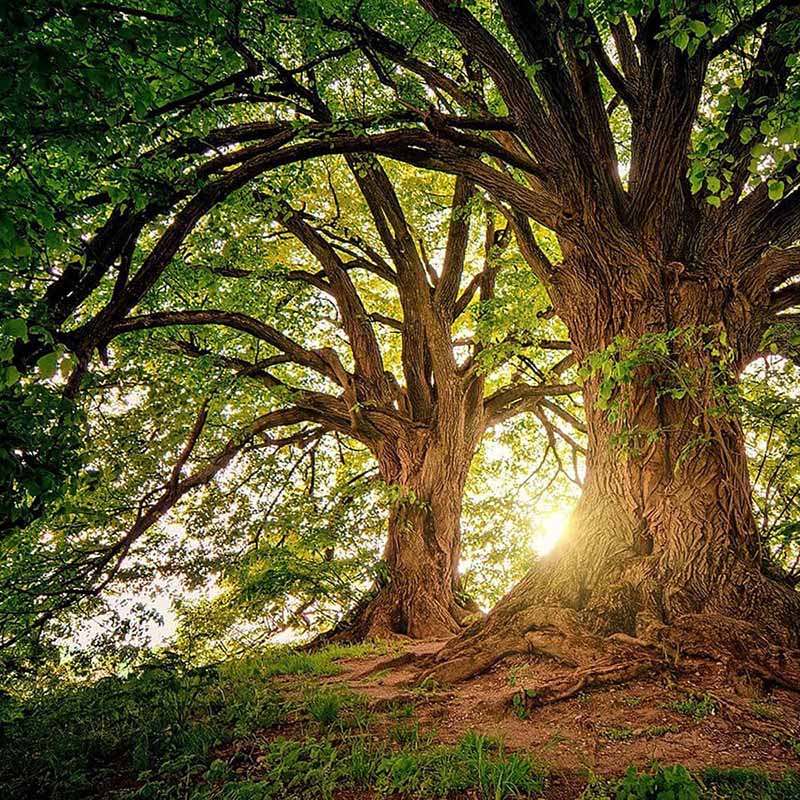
[419,604,800,717]
[514,656,663,709]
[311,581,482,647]
[649,613,800,694]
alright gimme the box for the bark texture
[348,438,478,639]
[429,253,800,686]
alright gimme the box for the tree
[2,2,579,644]
[94,160,577,639]
[405,0,800,690]
[3,0,799,681]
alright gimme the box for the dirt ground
[291,638,800,797]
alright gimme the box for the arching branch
[102,309,349,385]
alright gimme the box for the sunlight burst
[534,510,571,557]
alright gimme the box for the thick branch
[104,309,348,385]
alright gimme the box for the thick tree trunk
[430,268,800,683]
[334,436,481,641]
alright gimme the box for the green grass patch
[129,731,547,800]
[749,700,782,721]
[0,642,386,800]
[374,730,547,799]
[250,640,394,678]
[669,692,717,720]
[701,767,800,799]
[601,726,636,741]
[579,765,800,799]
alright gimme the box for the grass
[620,694,644,707]
[600,726,636,741]
[305,686,345,727]
[599,724,680,742]
[3,645,798,800]
[749,700,782,721]
[255,640,395,678]
[0,642,546,800]
[0,643,385,800]
[579,765,800,799]
[374,730,547,799]
[132,731,548,800]
[700,767,800,799]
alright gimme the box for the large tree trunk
[335,435,481,641]
[429,262,800,684]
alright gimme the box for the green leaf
[739,126,756,144]
[4,365,20,386]
[37,351,60,380]
[688,19,707,37]
[674,31,690,51]
[2,318,27,341]
[768,181,785,201]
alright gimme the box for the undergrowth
[0,643,389,799]
[579,765,800,800]
[1,645,798,800]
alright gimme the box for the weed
[700,767,800,799]
[506,665,532,687]
[670,693,717,720]
[305,688,345,728]
[252,641,391,679]
[643,724,680,737]
[414,675,442,694]
[511,688,537,719]
[387,699,416,718]
[202,731,545,800]
[0,643,383,800]
[376,730,547,799]
[749,700,782,721]
[578,773,615,800]
[616,764,700,799]
[346,737,385,786]
[621,695,644,707]
[772,731,800,758]
[390,719,434,748]
[601,726,635,741]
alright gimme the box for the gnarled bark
[428,259,800,686]
[334,431,483,641]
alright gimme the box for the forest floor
[5,638,800,799]
[256,638,800,798]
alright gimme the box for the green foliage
[749,700,782,721]
[239,642,391,679]
[581,767,800,800]
[740,356,800,581]
[375,731,547,799]
[669,693,718,720]
[0,642,378,799]
[579,326,736,421]
[303,685,357,728]
[616,765,700,800]
[1,0,799,715]
[601,726,636,741]
[700,767,800,799]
